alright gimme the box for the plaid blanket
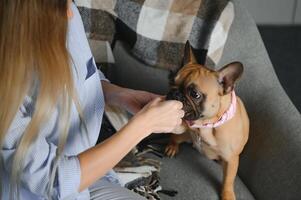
[75,0,234,71]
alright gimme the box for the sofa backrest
[106,1,301,199]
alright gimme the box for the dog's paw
[164,143,179,158]
[221,190,236,200]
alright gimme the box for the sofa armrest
[218,1,301,199]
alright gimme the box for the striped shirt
[1,3,109,200]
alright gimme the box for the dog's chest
[191,128,218,149]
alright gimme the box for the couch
[103,1,301,199]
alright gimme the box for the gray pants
[89,179,145,200]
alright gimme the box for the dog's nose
[166,89,184,102]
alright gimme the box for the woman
[0,0,184,199]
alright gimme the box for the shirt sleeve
[98,69,109,82]
[2,103,81,200]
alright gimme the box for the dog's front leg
[221,156,239,200]
[165,132,191,157]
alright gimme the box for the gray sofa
[105,0,301,199]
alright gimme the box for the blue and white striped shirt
[1,4,109,200]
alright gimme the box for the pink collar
[190,91,237,129]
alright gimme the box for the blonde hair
[0,0,79,198]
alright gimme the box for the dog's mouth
[185,119,195,126]
[183,110,204,121]
[184,112,205,127]
[167,89,204,123]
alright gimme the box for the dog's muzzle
[166,89,201,121]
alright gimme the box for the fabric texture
[89,179,144,200]
[75,0,234,71]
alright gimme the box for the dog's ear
[183,41,198,66]
[169,41,198,85]
[217,62,243,95]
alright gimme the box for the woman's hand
[101,81,161,114]
[101,81,184,134]
[115,88,160,114]
[131,97,185,134]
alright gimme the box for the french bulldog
[165,41,249,200]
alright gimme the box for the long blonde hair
[0,0,77,198]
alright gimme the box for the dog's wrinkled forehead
[169,41,244,96]
[174,64,218,92]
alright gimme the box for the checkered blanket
[75,0,235,70]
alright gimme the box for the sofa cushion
[160,143,255,200]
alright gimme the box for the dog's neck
[191,91,237,129]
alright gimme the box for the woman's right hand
[131,97,185,135]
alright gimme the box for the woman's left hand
[117,89,161,114]
[101,81,161,114]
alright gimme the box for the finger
[149,93,163,99]
[150,97,163,105]
[171,101,183,109]
[164,100,182,109]
[179,110,185,118]
[176,119,182,126]
[158,96,166,101]
[143,92,162,102]
[160,95,167,100]
[177,101,183,109]
[128,105,141,114]
[167,100,183,109]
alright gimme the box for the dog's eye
[190,89,202,99]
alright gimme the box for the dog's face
[167,41,243,122]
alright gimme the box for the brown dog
[165,42,249,200]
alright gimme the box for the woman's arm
[101,80,160,114]
[77,115,148,191]
[78,95,184,191]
